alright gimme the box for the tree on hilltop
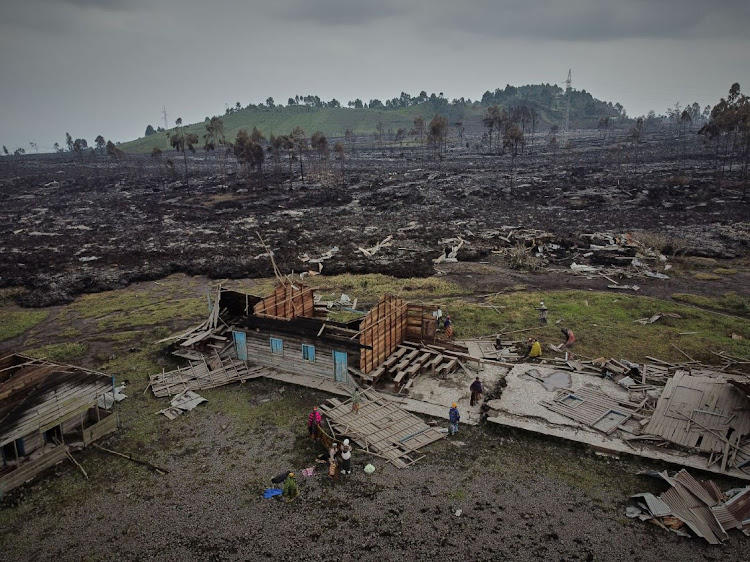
[234,129,265,186]
[427,115,448,159]
[203,116,230,189]
[290,126,307,185]
[169,117,199,192]
[311,131,328,162]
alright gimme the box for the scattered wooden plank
[92,444,169,475]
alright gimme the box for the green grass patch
[680,256,719,269]
[672,292,749,316]
[441,290,750,364]
[89,330,143,343]
[118,104,475,154]
[305,273,463,306]
[714,268,738,275]
[0,309,49,341]
[326,310,367,323]
[693,272,721,281]
[57,326,83,339]
[26,342,88,362]
[201,387,309,431]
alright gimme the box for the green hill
[119,85,624,154]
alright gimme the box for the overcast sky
[1,0,748,152]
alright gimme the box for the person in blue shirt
[448,403,460,435]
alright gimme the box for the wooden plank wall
[406,304,437,342]
[1,379,112,448]
[0,444,67,494]
[645,373,750,453]
[243,330,354,384]
[359,294,408,375]
[253,283,315,320]
[83,411,119,446]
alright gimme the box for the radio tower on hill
[562,69,572,140]
[162,106,169,130]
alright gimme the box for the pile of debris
[533,365,750,475]
[148,351,264,398]
[481,228,673,286]
[318,387,445,468]
[628,469,750,544]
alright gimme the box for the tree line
[158,116,348,192]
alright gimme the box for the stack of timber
[362,341,475,392]
[318,387,444,468]
[149,352,263,398]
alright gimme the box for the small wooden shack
[170,282,445,390]
[221,282,436,385]
[0,353,119,495]
[234,283,364,386]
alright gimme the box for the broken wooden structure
[542,387,646,435]
[643,372,750,473]
[0,353,118,494]
[154,282,451,396]
[149,351,262,398]
[318,387,445,468]
[629,469,750,543]
[488,363,750,480]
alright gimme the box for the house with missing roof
[0,353,119,495]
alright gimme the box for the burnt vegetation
[0,83,748,307]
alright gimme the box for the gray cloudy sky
[1,0,748,151]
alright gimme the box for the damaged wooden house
[151,281,463,397]
[0,353,119,495]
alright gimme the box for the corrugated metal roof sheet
[631,493,672,517]
[726,486,750,525]
[711,505,740,530]
[674,469,719,507]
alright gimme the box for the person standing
[448,403,460,435]
[308,406,322,441]
[434,306,443,327]
[282,472,299,502]
[340,439,352,475]
[444,315,454,338]
[351,389,361,414]
[328,442,341,482]
[537,301,548,325]
[469,377,483,407]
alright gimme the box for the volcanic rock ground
[1,130,748,307]
[1,130,749,561]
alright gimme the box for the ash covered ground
[1,130,748,307]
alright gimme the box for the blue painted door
[233,331,247,361]
[333,351,348,382]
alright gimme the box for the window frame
[302,344,316,363]
[270,337,284,355]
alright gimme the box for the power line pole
[162,106,169,130]
[562,69,572,141]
